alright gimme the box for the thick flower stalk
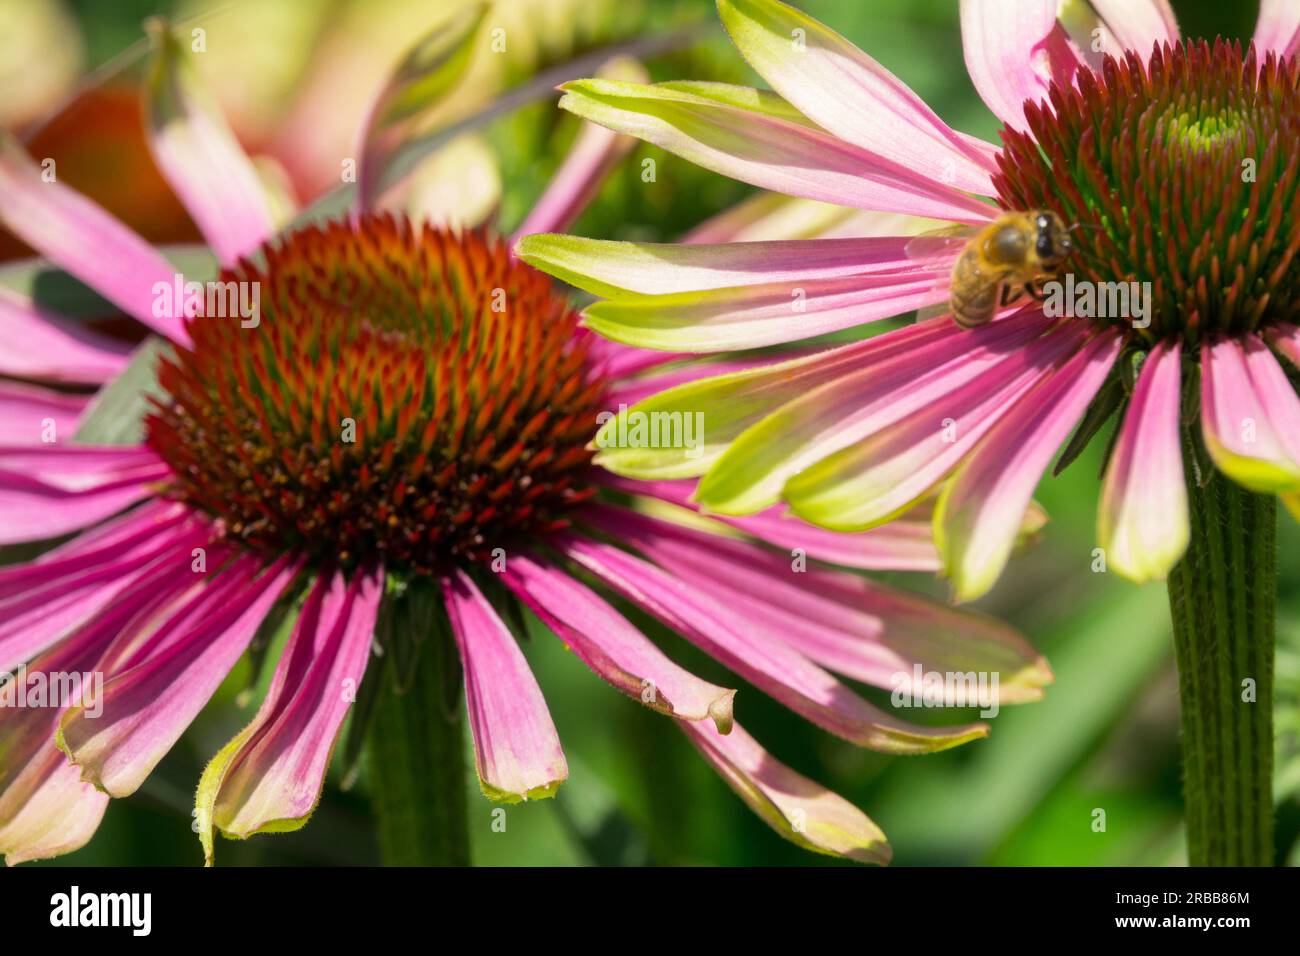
[0,13,1051,867]
[519,0,1300,864]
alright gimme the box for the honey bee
[906,210,1077,328]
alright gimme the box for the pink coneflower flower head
[519,0,1300,601]
[0,14,1051,866]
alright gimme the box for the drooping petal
[143,20,276,265]
[0,286,131,384]
[1200,336,1300,492]
[513,57,646,239]
[0,132,191,343]
[0,751,108,866]
[197,566,382,863]
[1253,0,1300,58]
[696,309,1054,515]
[1097,340,1188,583]
[443,568,567,802]
[58,555,298,797]
[602,473,942,572]
[0,380,87,445]
[557,79,997,222]
[785,320,1088,531]
[1089,0,1179,53]
[516,232,939,297]
[0,445,170,544]
[960,0,1083,129]
[561,534,987,753]
[589,505,1051,701]
[681,719,889,864]
[582,271,948,352]
[935,330,1122,602]
[502,552,735,729]
[717,0,996,195]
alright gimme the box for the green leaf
[73,337,171,446]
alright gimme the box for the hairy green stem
[1166,470,1275,866]
[367,619,471,866]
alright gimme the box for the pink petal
[0,133,192,344]
[0,514,205,674]
[0,750,108,866]
[1098,340,1188,583]
[1200,336,1300,492]
[696,308,1055,515]
[587,505,1049,700]
[718,0,997,196]
[0,380,88,445]
[604,356,790,410]
[583,271,950,352]
[444,568,567,801]
[960,0,1083,128]
[143,20,277,265]
[516,233,950,297]
[785,319,1089,531]
[561,533,987,753]
[558,80,997,222]
[0,286,131,384]
[203,566,382,852]
[1090,0,1179,53]
[680,719,889,863]
[936,329,1122,601]
[502,553,735,728]
[600,473,940,572]
[1253,0,1300,58]
[0,445,170,544]
[58,555,299,797]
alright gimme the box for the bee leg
[998,284,1025,307]
[1024,281,1051,303]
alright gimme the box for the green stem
[1166,468,1275,866]
[367,616,471,866]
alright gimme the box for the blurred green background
[15,0,1299,867]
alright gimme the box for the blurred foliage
[25,0,1299,867]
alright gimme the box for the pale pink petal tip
[444,569,567,802]
[682,719,890,864]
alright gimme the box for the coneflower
[0,15,1048,866]
[518,0,1300,865]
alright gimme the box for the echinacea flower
[518,0,1300,866]
[0,15,1050,867]
[520,0,1300,599]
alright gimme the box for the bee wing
[904,225,975,323]
[903,224,977,269]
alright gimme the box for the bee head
[1035,212,1073,268]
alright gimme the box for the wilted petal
[718,0,996,195]
[1097,340,1188,583]
[935,330,1122,602]
[443,568,567,802]
[143,20,276,265]
[0,132,190,343]
[681,719,889,864]
[197,566,382,863]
